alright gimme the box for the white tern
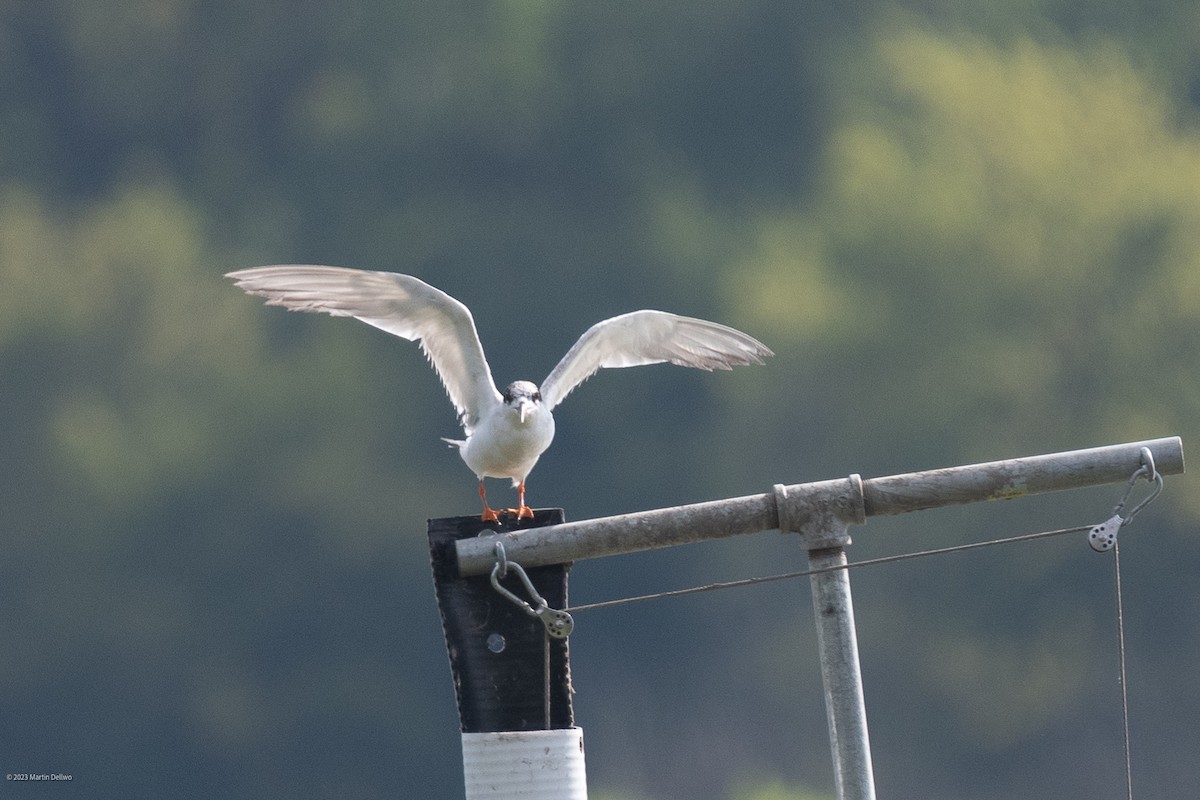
[227,265,772,520]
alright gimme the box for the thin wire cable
[565,524,1091,613]
[543,630,551,730]
[1113,540,1134,800]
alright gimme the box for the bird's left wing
[539,310,772,410]
[226,265,503,429]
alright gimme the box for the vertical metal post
[807,545,875,800]
[776,478,876,800]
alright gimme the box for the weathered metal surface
[454,437,1183,576]
[808,546,876,800]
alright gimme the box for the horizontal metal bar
[456,492,777,578]
[862,437,1183,516]
[454,436,1183,577]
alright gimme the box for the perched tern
[227,265,773,521]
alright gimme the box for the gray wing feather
[226,265,502,430]
[540,310,772,410]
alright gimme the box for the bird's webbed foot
[478,480,501,522]
[506,481,535,519]
[507,505,534,520]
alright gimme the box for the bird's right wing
[227,265,502,429]
[540,309,773,410]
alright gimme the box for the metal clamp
[1088,447,1164,552]
[490,541,574,639]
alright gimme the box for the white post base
[462,728,587,799]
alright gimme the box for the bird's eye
[533,391,541,402]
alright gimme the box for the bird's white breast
[460,404,555,484]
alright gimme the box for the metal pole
[454,436,1184,576]
[446,436,1184,800]
[781,478,875,800]
[808,545,875,800]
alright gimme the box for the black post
[429,509,573,733]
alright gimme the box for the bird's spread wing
[226,265,502,430]
[539,310,773,410]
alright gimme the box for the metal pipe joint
[774,475,866,549]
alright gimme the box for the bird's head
[502,380,542,424]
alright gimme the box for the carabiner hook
[1089,447,1164,552]
[1112,447,1163,526]
[489,542,575,639]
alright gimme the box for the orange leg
[514,481,534,520]
[478,481,500,522]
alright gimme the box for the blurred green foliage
[1,2,1198,799]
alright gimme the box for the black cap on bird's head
[502,380,542,423]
